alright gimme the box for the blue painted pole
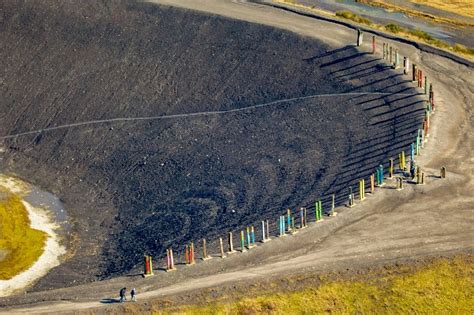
[379,165,384,185]
[246,227,251,249]
[287,209,291,232]
[251,226,255,245]
[300,208,304,228]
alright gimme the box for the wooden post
[202,238,212,260]
[330,194,337,216]
[219,237,226,258]
[370,174,375,194]
[228,232,236,254]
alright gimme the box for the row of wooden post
[141,33,447,278]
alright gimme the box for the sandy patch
[0,176,66,297]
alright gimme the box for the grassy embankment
[410,0,474,18]
[0,189,47,279]
[155,256,473,314]
[273,0,474,60]
[356,0,474,27]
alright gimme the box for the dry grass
[0,189,47,280]
[157,256,474,314]
[271,1,474,60]
[356,0,474,27]
[411,0,474,18]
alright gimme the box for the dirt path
[2,0,473,313]
[0,92,414,140]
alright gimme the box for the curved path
[1,0,473,313]
[0,92,413,140]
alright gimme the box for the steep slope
[0,0,423,290]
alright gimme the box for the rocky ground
[0,0,472,313]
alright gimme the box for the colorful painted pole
[416,129,422,155]
[440,167,446,179]
[166,249,176,271]
[185,242,195,266]
[240,230,246,252]
[315,200,323,221]
[185,245,189,264]
[219,237,226,258]
[401,151,406,171]
[416,167,422,184]
[424,76,428,94]
[389,46,393,64]
[246,227,251,249]
[379,164,384,185]
[287,209,292,232]
[412,64,417,82]
[279,216,286,237]
[299,207,306,228]
[410,143,415,162]
[359,179,365,200]
[251,226,256,246]
[228,232,236,254]
[290,215,297,234]
[389,158,394,178]
[143,255,154,277]
[383,43,386,59]
[372,36,376,54]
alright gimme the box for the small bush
[385,23,402,33]
[336,11,372,25]
[408,29,434,41]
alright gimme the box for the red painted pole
[185,245,189,264]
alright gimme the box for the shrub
[336,11,372,25]
[385,23,402,33]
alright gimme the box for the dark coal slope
[0,1,423,289]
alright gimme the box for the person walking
[119,287,127,303]
[131,288,136,302]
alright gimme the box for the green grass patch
[385,23,402,33]
[160,256,474,314]
[0,189,47,280]
[336,11,372,25]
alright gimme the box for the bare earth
[1,0,473,313]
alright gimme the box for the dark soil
[0,0,423,291]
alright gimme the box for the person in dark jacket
[131,288,136,302]
[119,287,127,303]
